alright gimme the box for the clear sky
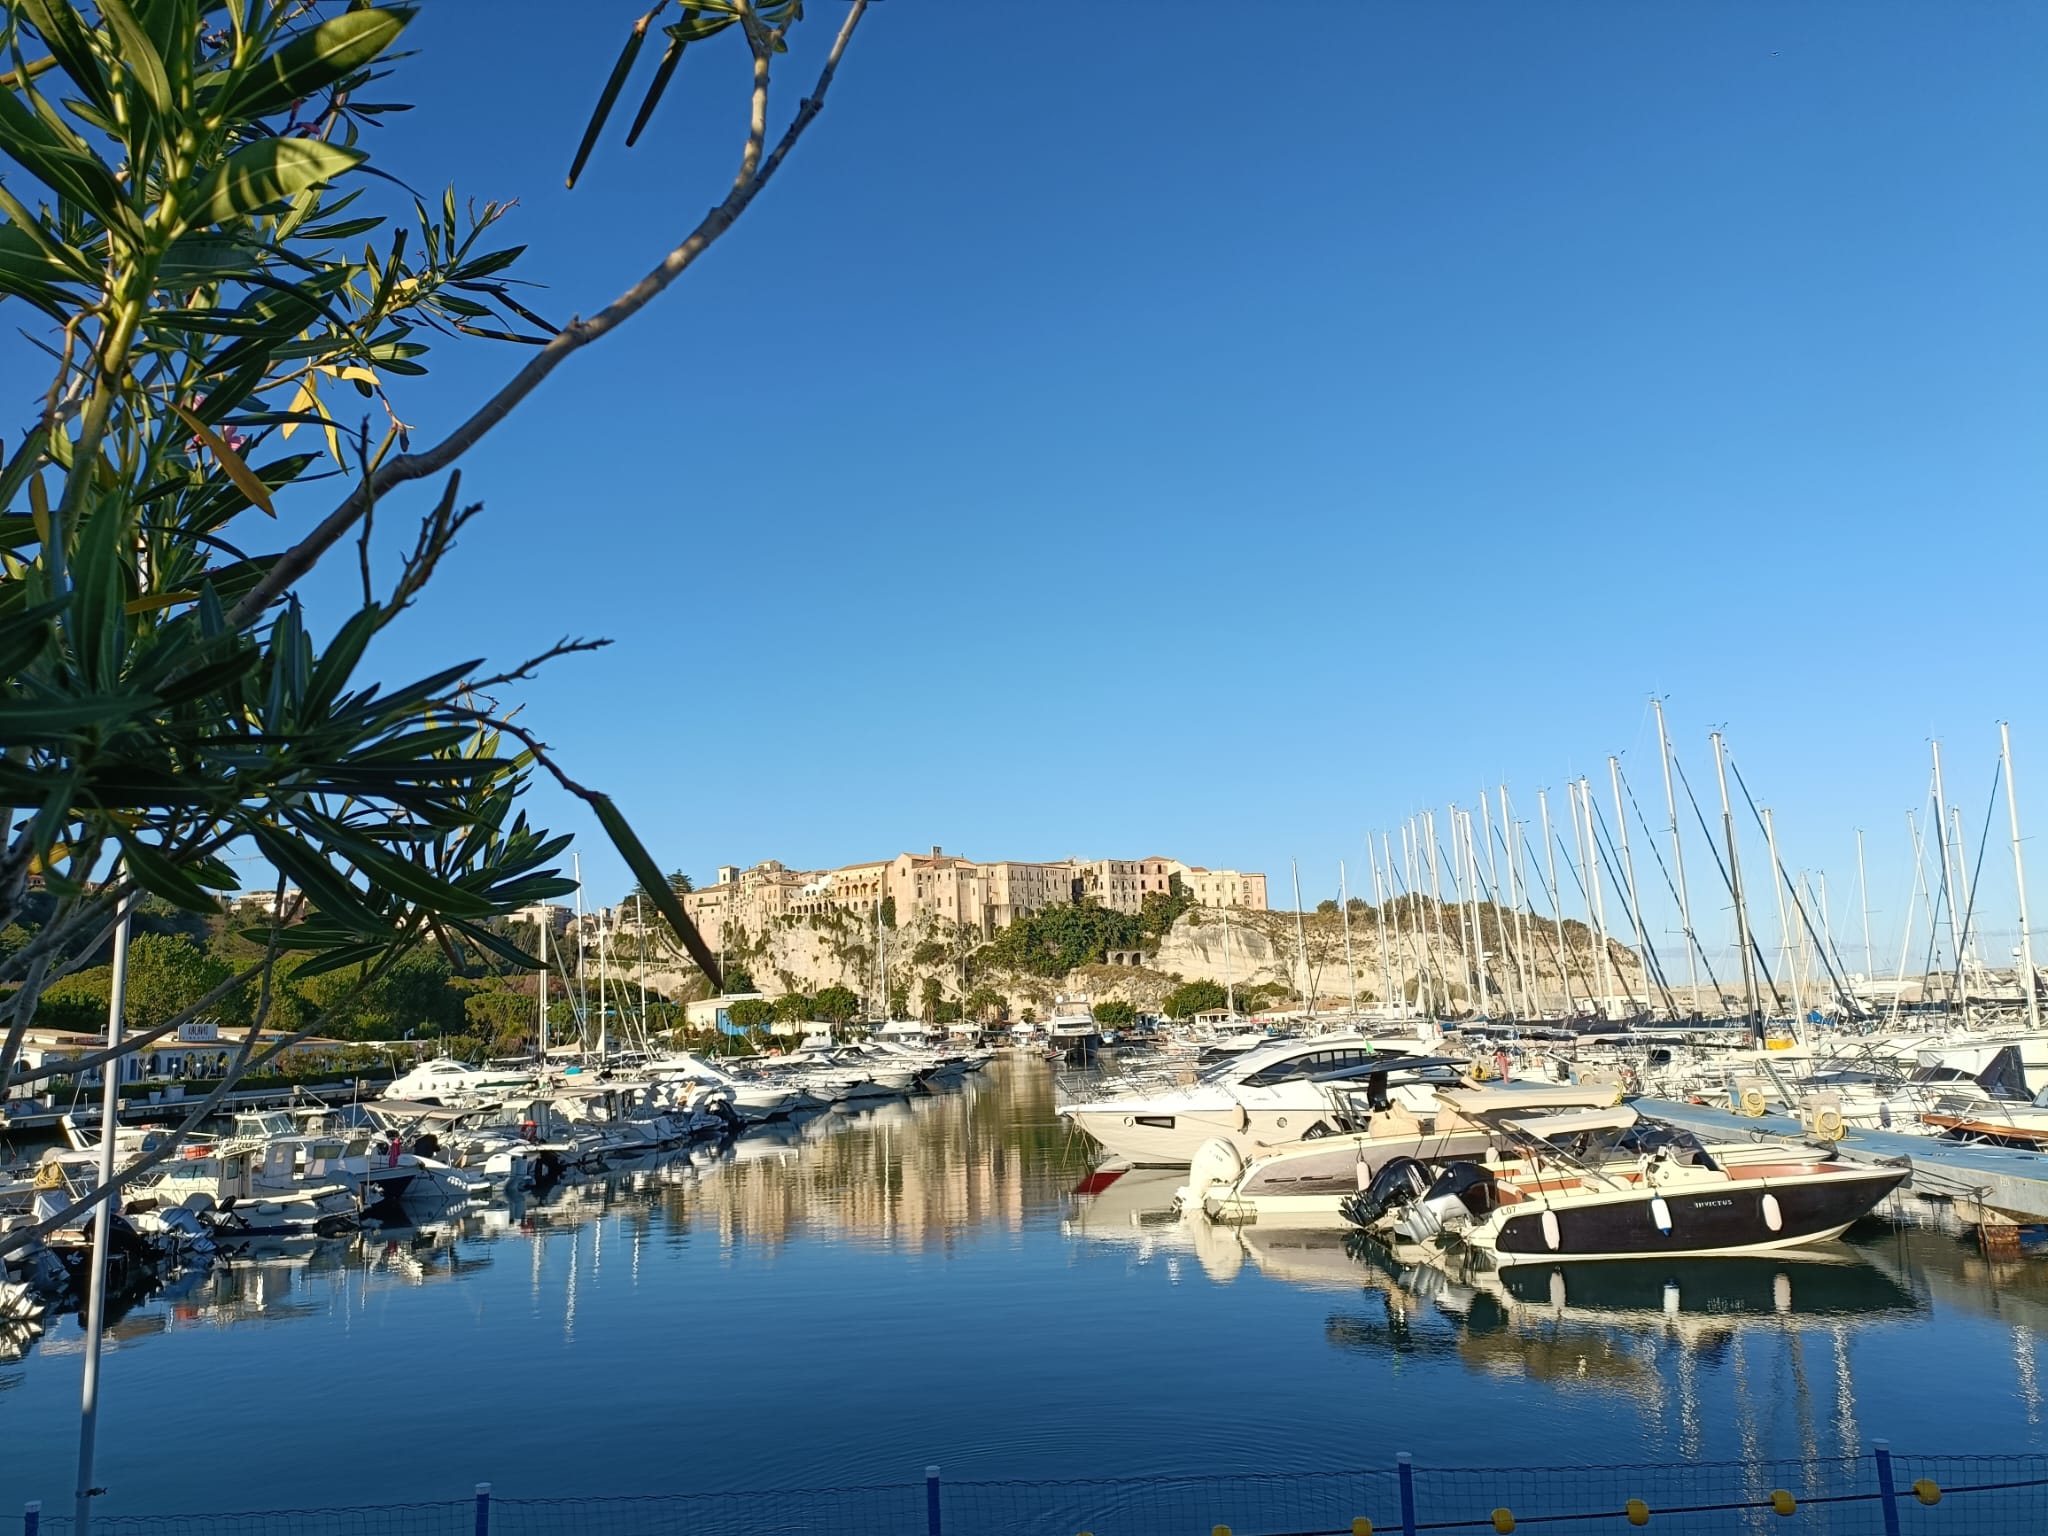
[277,2,2046,972]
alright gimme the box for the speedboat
[1387,1108,1909,1265]
[1184,1073,1624,1225]
[1056,1034,1439,1165]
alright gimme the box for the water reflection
[5,1057,2048,1505]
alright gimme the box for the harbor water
[4,1056,2046,1514]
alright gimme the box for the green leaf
[186,138,368,231]
[568,5,666,189]
[591,792,722,988]
[15,0,114,117]
[227,8,416,122]
[0,693,150,743]
[117,833,220,912]
[251,822,387,936]
[625,37,686,148]
[0,86,135,237]
[97,0,172,114]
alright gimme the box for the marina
[5,1052,2048,1519]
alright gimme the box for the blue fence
[19,1446,2048,1536]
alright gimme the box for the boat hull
[1483,1168,1908,1266]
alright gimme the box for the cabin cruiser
[1056,1033,1437,1165]
[764,1037,919,1101]
[1183,1073,1626,1225]
[1047,999,1102,1062]
[650,1053,808,1122]
[385,1057,536,1105]
[1377,1106,1908,1264]
[130,1138,360,1237]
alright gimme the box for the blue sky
[268,3,2047,965]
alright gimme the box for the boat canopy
[1499,1106,1640,1137]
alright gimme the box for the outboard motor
[1340,1156,1432,1230]
[1182,1137,1247,1215]
[1394,1162,1500,1244]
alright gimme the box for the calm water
[4,1057,2046,1514]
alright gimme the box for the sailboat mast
[1931,741,1963,975]
[1855,828,1874,998]
[1290,859,1312,1020]
[537,909,550,1061]
[1608,757,1652,1016]
[1539,788,1571,1016]
[1222,901,1236,1015]
[1654,700,1701,1015]
[637,893,649,1048]
[1950,803,1977,980]
[1339,860,1358,1018]
[1572,779,1612,1011]
[1372,837,1395,1012]
[573,852,589,1049]
[597,909,610,1059]
[1501,787,1532,1019]
[2003,722,2042,1032]
[1465,812,1491,1018]
[1713,731,1762,1033]
[1479,791,1504,1013]
[1762,808,1805,1041]
[1425,811,1446,1015]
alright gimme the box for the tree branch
[228,0,870,627]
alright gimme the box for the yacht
[1184,1074,1625,1224]
[651,1052,806,1122]
[1047,998,1103,1062]
[385,1057,536,1105]
[1056,1033,1433,1165]
[1388,1107,1909,1264]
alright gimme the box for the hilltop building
[661,849,1265,952]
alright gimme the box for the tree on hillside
[1139,888,1192,939]
[984,900,1144,977]
[629,870,696,908]
[813,985,861,1025]
[1094,999,1136,1027]
[726,998,775,1032]
[919,975,944,1022]
[1162,980,1228,1019]
[0,0,874,1258]
[773,992,813,1023]
[963,986,1008,1023]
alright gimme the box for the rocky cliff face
[620,900,1645,1018]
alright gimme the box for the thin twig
[465,637,613,695]
[227,0,870,625]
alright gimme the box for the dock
[1640,1096,2048,1228]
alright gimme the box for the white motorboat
[1047,998,1102,1061]
[1057,1033,1443,1165]
[385,1057,536,1105]
[651,1053,805,1121]
[1184,1073,1624,1225]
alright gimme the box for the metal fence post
[926,1465,942,1536]
[24,1502,40,1536]
[1872,1442,1901,1536]
[1397,1454,1416,1536]
[474,1483,491,1536]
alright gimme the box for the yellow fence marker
[1624,1497,1650,1526]
[1912,1479,1942,1506]
[1769,1489,1797,1516]
[1490,1509,1515,1533]
[1351,1519,1372,1536]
